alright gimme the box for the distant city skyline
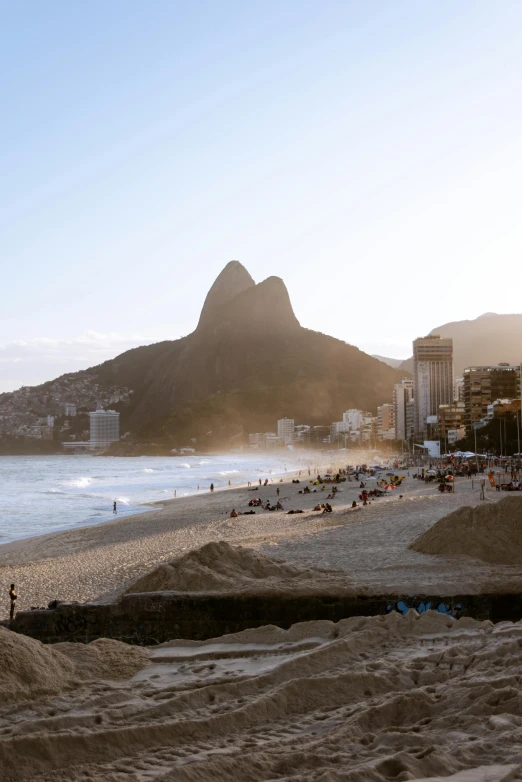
[2,1,522,392]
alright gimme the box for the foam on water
[62,476,93,488]
[0,453,303,544]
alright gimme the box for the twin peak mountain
[96,261,404,446]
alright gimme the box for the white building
[277,417,294,445]
[413,335,453,437]
[248,433,265,446]
[89,409,120,448]
[342,409,363,431]
[331,421,349,435]
[454,377,464,403]
[65,403,77,417]
[265,433,282,447]
[393,379,414,441]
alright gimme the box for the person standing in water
[9,584,17,620]
[210,483,214,492]
[113,501,117,514]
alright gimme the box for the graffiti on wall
[55,613,97,635]
[386,600,463,618]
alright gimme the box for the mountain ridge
[399,313,522,375]
[1,262,407,448]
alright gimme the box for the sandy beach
[1,471,521,619]
[3,611,522,781]
[2,471,522,781]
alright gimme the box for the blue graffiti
[386,600,463,618]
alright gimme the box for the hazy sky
[2,1,522,392]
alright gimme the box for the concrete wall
[7,590,522,645]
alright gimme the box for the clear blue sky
[2,0,522,391]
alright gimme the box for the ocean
[0,452,307,544]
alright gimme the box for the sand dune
[2,611,522,780]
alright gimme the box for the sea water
[0,452,306,544]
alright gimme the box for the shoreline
[0,463,317,560]
[1,470,522,620]
[0,454,314,548]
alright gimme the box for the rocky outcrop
[197,261,255,330]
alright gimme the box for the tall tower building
[277,417,294,445]
[393,379,414,441]
[377,403,395,440]
[89,409,120,448]
[413,335,453,437]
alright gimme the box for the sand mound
[55,638,148,681]
[0,627,148,703]
[0,625,75,702]
[125,541,349,594]
[410,494,522,565]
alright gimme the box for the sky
[2,0,522,392]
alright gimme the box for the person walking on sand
[210,483,214,493]
[113,501,117,514]
[9,584,17,621]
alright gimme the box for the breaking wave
[62,477,93,489]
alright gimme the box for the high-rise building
[342,409,363,431]
[462,364,521,432]
[413,335,453,436]
[65,403,77,417]
[438,401,466,438]
[393,379,414,441]
[377,403,395,440]
[277,417,294,444]
[89,409,120,448]
[405,399,415,440]
[454,377,464,403]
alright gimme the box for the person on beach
[9,584,17,620]
[113,501,117,514]
[210,483,214,493]
[230,509,238,518]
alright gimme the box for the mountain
[371,355,404,369]
[1,262,407,448]
[400,313,522,377]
